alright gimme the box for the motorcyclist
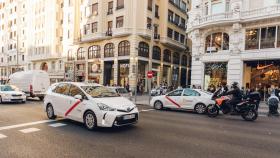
[225,82,243,113]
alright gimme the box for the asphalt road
[0,100,280,158]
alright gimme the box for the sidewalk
[134,95,274,115]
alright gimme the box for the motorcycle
[207,94,258,121]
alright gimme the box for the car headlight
[97,103,116,111]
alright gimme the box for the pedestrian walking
[267,91,280,117]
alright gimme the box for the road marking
[0,120,58,131]
[140,109,155,112]
[49,123,67,128]
[19,128,40,133]
[0,133,7,139]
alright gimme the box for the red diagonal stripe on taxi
[165,96,181,108]
[65,100,81,117]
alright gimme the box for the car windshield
[82,86,119,98]
[117,88,128,94]
[1,85,16,91]
[200,90,213,95]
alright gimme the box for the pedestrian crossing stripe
[19,128,40,133]
[49,123,67,127]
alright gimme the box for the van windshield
[81,86,119,98]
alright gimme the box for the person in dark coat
[225,82,242,113]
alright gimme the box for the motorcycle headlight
[97,103,116,111]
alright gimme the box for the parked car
[43,82,139,130]
[150,88,215,114]
[0,85,26,103]
[108,87,131,100]
[8,70,50,100]
[151,86,168,96]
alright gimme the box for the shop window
[173,52,180,65]
[104,43,114,57]
[118,40,130,56]
[163,49,171,62]
[138,42,149,58]
[205,32,229,53]
[245,29,260,50]
[204,62,227,90]
[152,46,161,60]
[67,50,75,61]
[77,47,85,60]
[88,45,100,59]
[260,27,276,49]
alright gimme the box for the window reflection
[245,29,259,50]
[205,32,229,53]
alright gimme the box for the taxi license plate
[123,114,136,120]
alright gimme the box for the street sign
[147,71,153,78]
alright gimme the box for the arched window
[163,49,171,62]
[173,52,180,65]
[104,43,115,57]
[138,42,149,58]
[205,32,229,53]
[152,46,161,60]
[67,50,75,61]
[88,45,100,59]
[118,40,130,56]
[77,47,85,60]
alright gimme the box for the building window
[181,55,187,66]
[205,32,229,53]
[245,29,260,50]
[211,1,224,14]
[148,0,152,11]
[174,31,179,41]
[174,14,180,25]
[180,34,185,44]
[167,28,173,38]
[88,45,101,59]
[104,43,115,57]
[173,52,180,65]
[67,50,75,61]
[260,27,276,49]
[152,46,161,60]
[155,5,159,18]
[91,22,98,33]
[116,16,124,28]
[138,42,149,58]
[22,55,24,61]
[84,24,90,34]
[168,10,173,22]
[51,61,56,70]
[92,3,98,15]
[163,49,171,62]
[116,0,124,10]
[118,40,130,56]
[77,47,85,60]
[147,17,152,29]
[108,1,113,15]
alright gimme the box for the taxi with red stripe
[43,82,139,130]
[150,88,215,114]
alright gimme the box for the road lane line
[140,109,155,112]
[19,128,40,133]
[0,133,7,139]
[0,120,58,131]
[49,123,67,128]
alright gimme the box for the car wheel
[194,103,206,114]
[83,111,97,130]
[46,104,56,119]
[154,101,163,110]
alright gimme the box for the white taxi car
[43,82,139,130]
[108,87,131,100]
[0,85,26,103]
[150,88,214,114]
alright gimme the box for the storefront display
[204,62,227,90]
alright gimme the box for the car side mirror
[74,95,83,100]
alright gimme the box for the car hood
[94,97,136,110]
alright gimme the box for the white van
[8,70,50,100]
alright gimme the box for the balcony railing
[190,5,280,30]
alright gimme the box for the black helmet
[232,82,238,87]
